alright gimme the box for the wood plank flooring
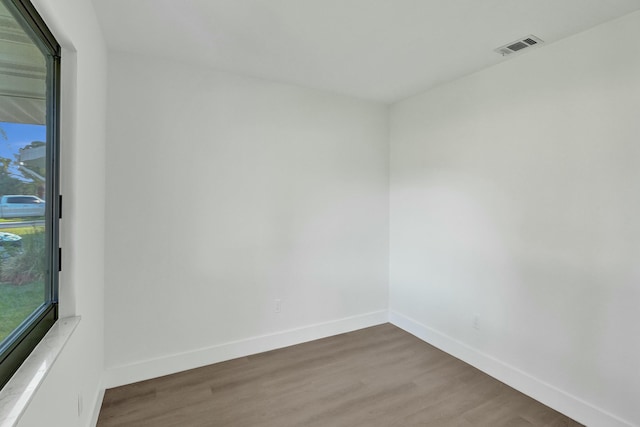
[97,324,582,426]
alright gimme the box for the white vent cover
[495,35,544,56]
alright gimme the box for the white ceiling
[0,1,46,124]
[91,0,640,103]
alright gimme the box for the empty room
[0,0,639,426]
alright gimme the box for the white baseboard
[88,384,105,427]
[104,310,388,389]
[389,311,635,427]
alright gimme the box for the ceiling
[91,0,640,103]
[0,1,46,124]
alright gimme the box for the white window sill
[0,316,80,427]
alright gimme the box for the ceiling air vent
[495,35,544,56]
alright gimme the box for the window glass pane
[0,0,48,345]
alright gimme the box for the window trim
[0,0,61,391]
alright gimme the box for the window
[0,0,60,389]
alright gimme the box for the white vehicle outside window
[0,195,45,218]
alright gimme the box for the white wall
[15,0,107,426]
[389,11,640,427]
[104,52,389,385]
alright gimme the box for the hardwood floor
[97,324,582,426]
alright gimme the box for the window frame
[0,0,61,390]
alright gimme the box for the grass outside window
[0,226,45,343]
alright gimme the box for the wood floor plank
[97,324,583,427]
